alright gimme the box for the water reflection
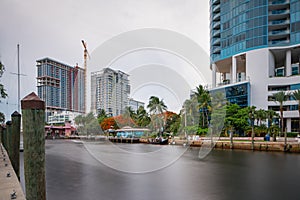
[21,140,300,200]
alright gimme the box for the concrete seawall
[0,144,25,200]
[187,140,300,153]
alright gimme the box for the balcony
[213,4,220,13]
[269,0,289,5]
[213,21,221,29]
[212,30,220,37]
[269,29,289,36]
[212,38,221,45]
[268,38,290,45]
[269,19,289,26]
[213,13,220,21]
[269,0,290,10]
[269,9,289,16]
[212,0,220,6]
[212,46,221,54]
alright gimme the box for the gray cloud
[0,0,209,119]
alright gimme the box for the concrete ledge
[0,144,25,200]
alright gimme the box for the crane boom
[81,40,89,114]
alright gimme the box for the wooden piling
[6,120,12,157]
[11,111,21,180]
[0,125,2,143]
[21,92,46,200]
[2,126,7,150]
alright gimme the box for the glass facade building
[37,58,85,121]
[210,0,300,132]
[211,0,300,63]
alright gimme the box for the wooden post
[6,120,12,157]
[2,126,6,150]
[0,125,3,144]
[11,111,21,180]
[21,92,46,200]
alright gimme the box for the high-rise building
[36,58,85,121]
[210,0,300,132]
[128,98,145,112]
[91,68,130,116]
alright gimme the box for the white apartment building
[91,68,130,116]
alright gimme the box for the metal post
[21,92,46,200]
[11,111,21,179]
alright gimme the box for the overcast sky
[0,0,210,119]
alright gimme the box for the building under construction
[36,57,85,121]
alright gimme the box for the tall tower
[209,0,300,132]
[36,58,85,121]
[91,68,130,116]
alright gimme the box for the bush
[287,132,298,137]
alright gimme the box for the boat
[148,137,169,145]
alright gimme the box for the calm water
[21,140,300,200]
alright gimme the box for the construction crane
[81,40,90,114]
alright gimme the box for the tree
[266,109,279,141]
[255,109,267,126]
[147,96,167,133]
[272,91,289,147]
[74,112,101,136]
[100,117,119,131]
[248,106,256,150]
[194,85,210,128]
[292,89,300,135]
[147,96,167,115]
[123,106,136,122]
[136,106,151,127]
[97,109,107,124]
[0,61,8,123]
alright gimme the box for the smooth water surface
[21,140,300,200]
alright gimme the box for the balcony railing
[269,39,290,45]
[269,0,289,5]
[269,29,289,36]
[213,13,220,21]
[269,9,289,15]
[213,4,220,13]
[269,19,290,25]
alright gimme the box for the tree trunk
[273,133,276,142]
[280,108,284,137]
[284,127,287,151]
[230,129,233,149]
[251,125,255,150]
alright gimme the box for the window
[292,64,299,75]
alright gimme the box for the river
[20,140,300,200]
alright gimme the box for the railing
[269,19,289,25]
[269,29,289,36]
[269,39,290,45]
[269,9,289,15]
[213,13,220,21]
[269,0,289,5]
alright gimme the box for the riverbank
[176,137,300,153]
[47,135,300,153]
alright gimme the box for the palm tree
[194,85,211,128]
[147,96,167,133]
[136,106,151,127]
[248,106,256,150]
[256,109,267,126]
[147,96,167,115]
[272,91,289,147]
[266,109,279,141]
[292,89,300,135]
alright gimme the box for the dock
[0,144,25,200]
